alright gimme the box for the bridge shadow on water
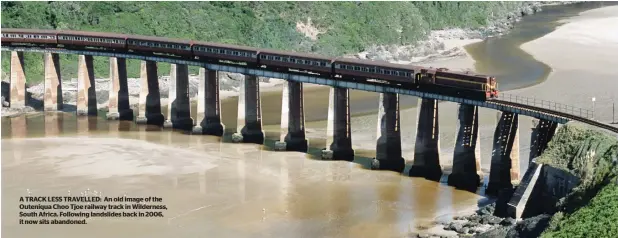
[2,110,493,207]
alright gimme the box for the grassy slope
[1,1,530,83]
[536,123,618,237]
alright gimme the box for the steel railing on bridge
[498,93,594,120]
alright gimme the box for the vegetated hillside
[535,123,618,237]
[1,1,534,83]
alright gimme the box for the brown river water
[1,3,608,237]
[2,113,481,237]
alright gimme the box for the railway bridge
[3,32,617,195]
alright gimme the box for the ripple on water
[2,137,218,179]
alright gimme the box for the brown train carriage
[434,77,487,91]
[422,68,495,99]
[127,35,192,56]
[435,70,493,84]
[1,28,58,44]
[333,57,420,84]
[258,49,333,74]
[435,69,499,98]
[57,30,127,49]
[192,41,259,64]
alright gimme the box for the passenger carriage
[192,41,259,66]
[333,57,420,87]
[258,49,333,75]
[1,28,58,46]
[126,35,192,56]
[57,30,127,49]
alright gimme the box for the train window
[354,66,360,71]
[320,62,326,67]
[267,56,273,60]
[260,55,266,59]
[274,56,280,61]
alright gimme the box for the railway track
[491,99,618,133]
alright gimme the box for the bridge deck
[3,46,617,133]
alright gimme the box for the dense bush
[1,1,531,83]
[541,184,618,238]
[536,123,618,237]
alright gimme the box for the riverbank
[515,5,618,125]
[422,5,618,238]
[0,29,482,118]
[1,1,561,118]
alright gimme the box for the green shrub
[1,1,532,83]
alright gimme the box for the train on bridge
[2,28,499,100]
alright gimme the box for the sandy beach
[517,5,618,124]
[302,5,618,180]
[2,5,618,238]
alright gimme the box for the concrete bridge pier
[135,60,164,126]
[486,111,520,196]
[9,51,26,108]
[275,81,308,152]
[43,53,63,111]
[163,64,193,130]
[321,87,354,161]
[232,75,264,144]
[409,98,443,181]
[448,104,482,190]
[106,57,134,120]
[76,55,98,116]
[192,68,225,136]
[529,119,559,162]
[371,93,405,172]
